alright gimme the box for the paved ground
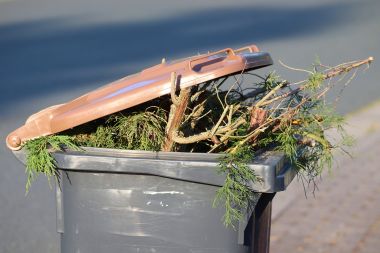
[271,101,380,253]
[0,0,379,252]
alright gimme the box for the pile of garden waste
[24,56,373,228]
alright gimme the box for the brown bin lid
[6,44,273,150]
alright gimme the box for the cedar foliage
[24,135,80,193]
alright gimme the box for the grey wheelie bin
[13,148,296,253]
[7,45,297,253]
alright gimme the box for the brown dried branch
[172,117,246,144]
[162,57,373,153]
[259,57,374,107]
[170,72,181,106]
[162,73,191,151]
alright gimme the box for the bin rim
[12,147,295,192]
[6,44,273,150]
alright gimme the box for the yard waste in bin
[8,44,297,253]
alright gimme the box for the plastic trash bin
[7,44,295,253]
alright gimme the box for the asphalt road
[0,0,379,252]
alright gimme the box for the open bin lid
[6,44,273,150]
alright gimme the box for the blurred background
[0,0,379,252]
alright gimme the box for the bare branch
[162,73,191,151]
[170,72,180,106]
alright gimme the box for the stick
[259,57,374,107]
[162,73,191,151]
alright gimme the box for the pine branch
[24,135,80,194]
[258,57,373,107]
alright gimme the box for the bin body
[13,147,295,253]
[59,171,249,253]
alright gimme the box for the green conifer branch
[24,135,80,194]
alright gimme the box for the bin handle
[235,45,260,54]
[188,48,236,72]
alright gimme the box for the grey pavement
[0,0,379,252]
[271,101,380,253]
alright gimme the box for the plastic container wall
[59,171,250,253]
[12,148,296,253]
